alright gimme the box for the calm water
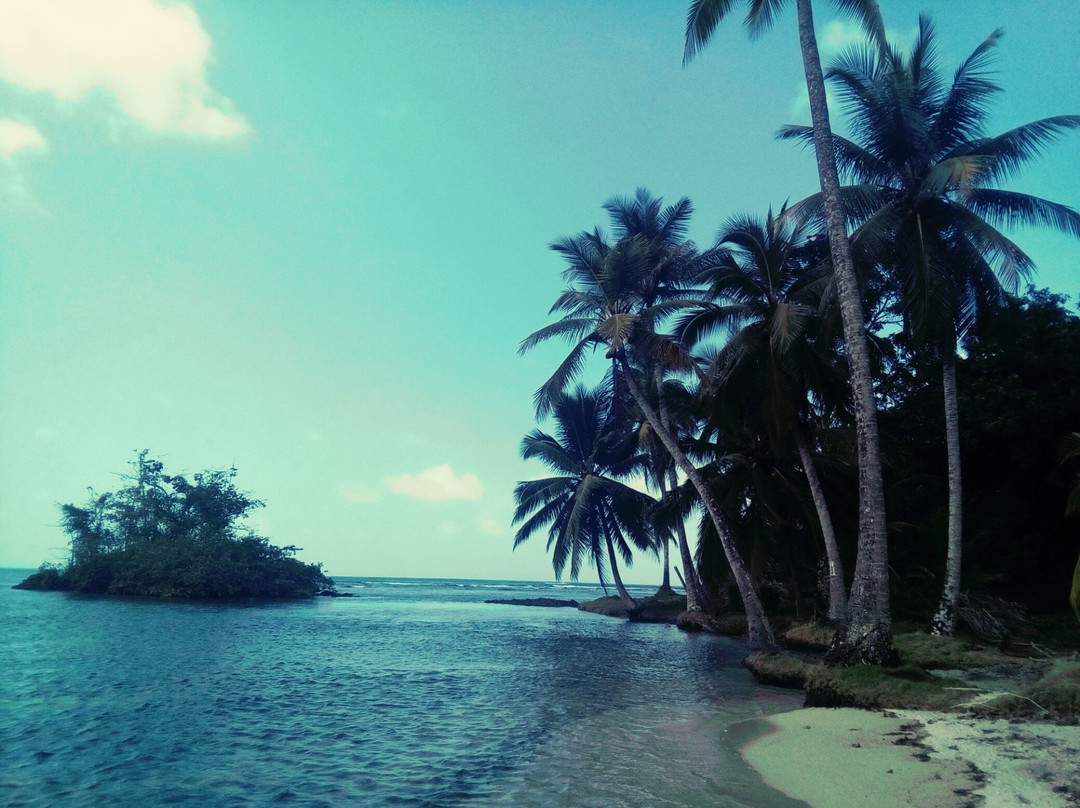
[0,570,805,807]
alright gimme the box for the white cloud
[0,119,46,160]
[818,19,865,57]
[337,483,382,504]
[819,18,919,57]
[386,464,484,502]
[0,0,249,139]
[438,521,460,536]
[477,514,503,537]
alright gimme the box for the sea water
[0,570,805,807]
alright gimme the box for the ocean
[0,570,805,807]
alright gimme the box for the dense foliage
[883,289,1080,613]
[514,3,1080,663]
[16,452,332,598]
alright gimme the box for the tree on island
[15,451,333,598]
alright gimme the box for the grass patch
[783,623,836,652]
[893,631,1015,670]
[578,596,627,617]
[744,653,813,689]
[804,662,968,710]
[1023,660,1080,717]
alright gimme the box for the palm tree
[602,188,711,611]
[521,226,778,650]
[679,207,850,622]
[512,384,654,611]
[685,0,894,664]
[785,17,1080,634]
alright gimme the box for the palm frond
[964,188,1080,240]
[513,492,570,545]
[832,0,888,56]
[931,27,1002,153]
[519,431,580,473]
[512,477,575,521]
[959,116,1080,185]
[744,0,785,39]
[533,337,598,417]
[683,0,740,65]
[518,317,596,355]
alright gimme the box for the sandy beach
[743,707,1080,807]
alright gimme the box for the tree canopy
[16,451,332,599]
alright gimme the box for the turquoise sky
[1,1,1077,584]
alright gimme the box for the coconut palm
[521,226,778,650]
[602,188,712,611]
[679,207,850,622]
[512,384,654,610]
[784,17,1080,634]
[685,0,894,664]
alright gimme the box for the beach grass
[745,628,1078,716]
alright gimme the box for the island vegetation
[514,1,1080,683]
[15,451,333,599]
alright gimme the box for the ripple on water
[0,575,801,807]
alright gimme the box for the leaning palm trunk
[652,468,678,596]
[655,368,707,611]
[795,0,892,665]
[622,355,777,650]
[604,530,640,612]
[931,350,964,635]
[659,527,673,592]
[666,463,706,610]
[795,431,847,623]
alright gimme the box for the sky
[0,0,1077,585]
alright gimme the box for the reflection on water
[0,571,802,807]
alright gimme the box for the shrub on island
[14,451,333,599]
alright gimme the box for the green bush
[14,452,332,599]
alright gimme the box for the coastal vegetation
[15,451,332,599]
[516,3,1080,667]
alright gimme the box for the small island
[15,451,333,599]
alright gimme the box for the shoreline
[741,706,1080,807]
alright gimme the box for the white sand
[898,710,1080,807]
[743,707,1080,808]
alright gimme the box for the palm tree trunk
[621,354,777,651]
[652,465,676,596]
[795,0,893,666]
[931,350,963,635]
[795,431,847,623]
[660,529,673,591]
[654,366,707,611]
[604,530,639,612]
